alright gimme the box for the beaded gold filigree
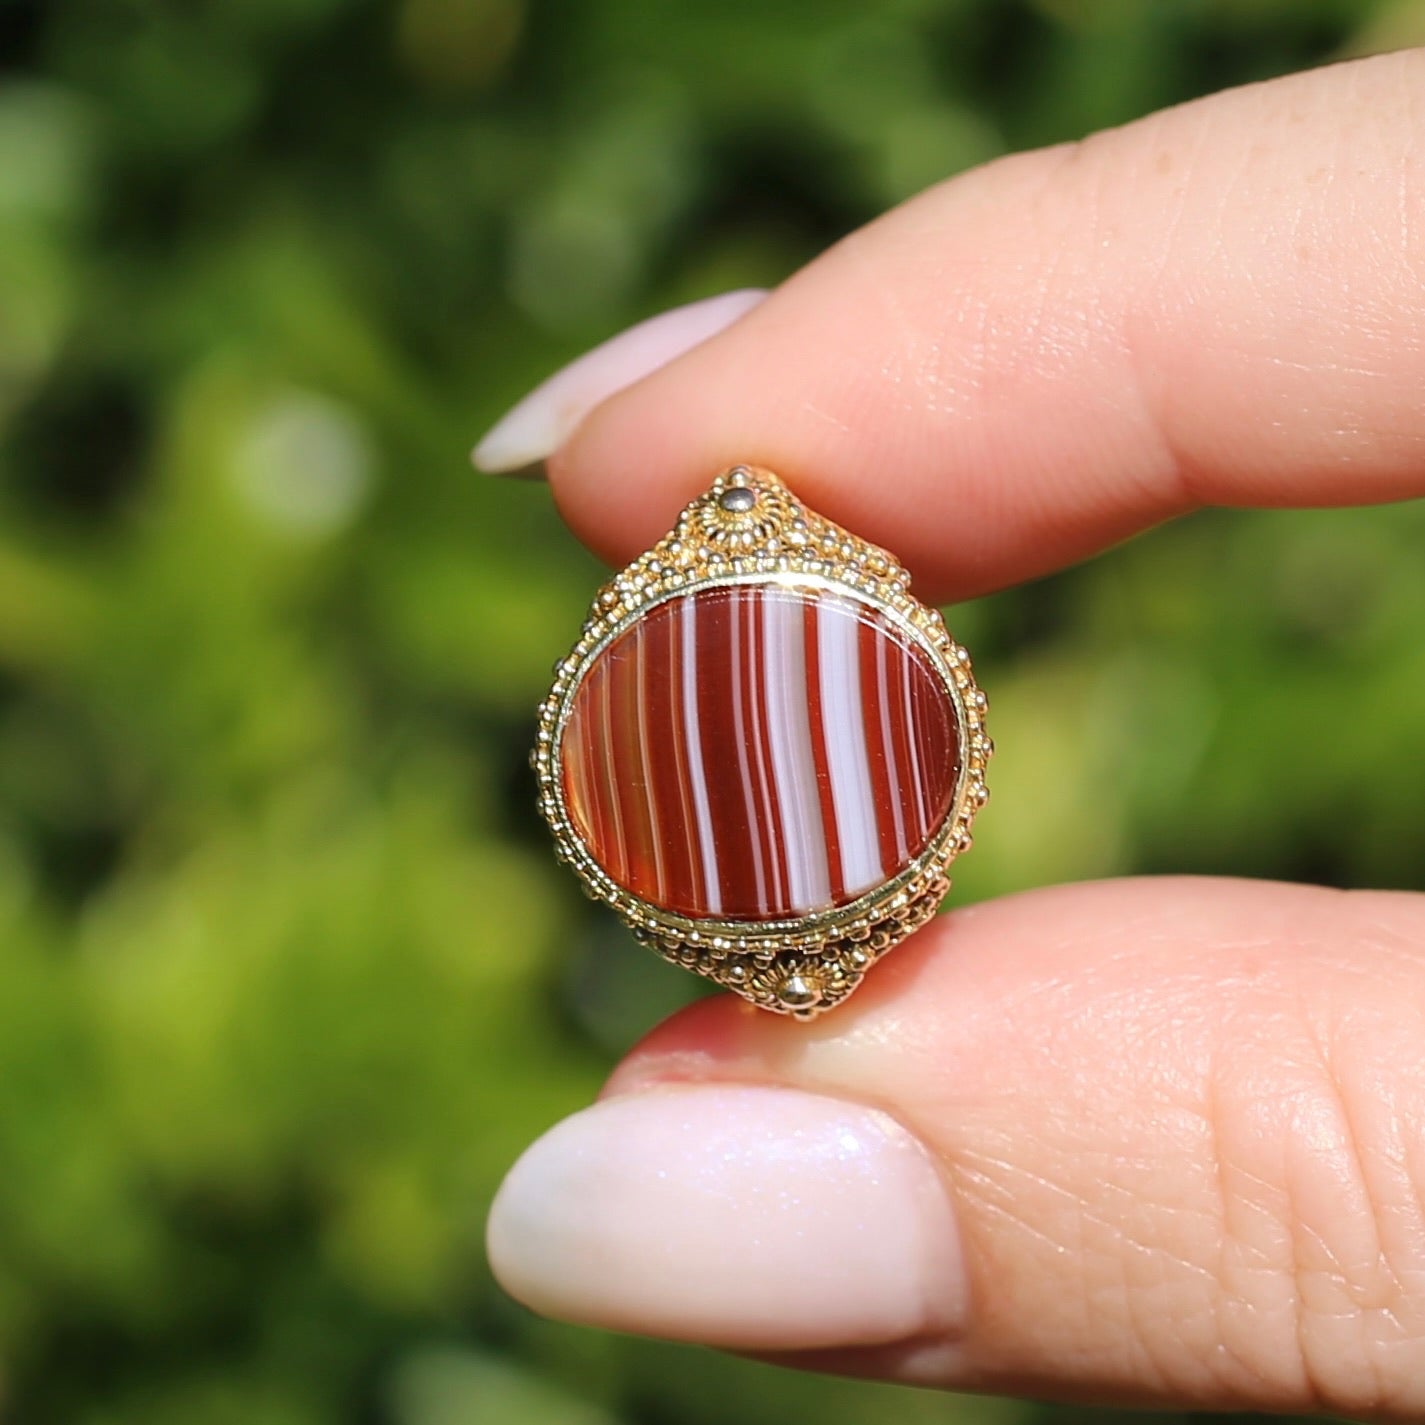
[533,465,990,1018]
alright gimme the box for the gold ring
[533,465,990,1017]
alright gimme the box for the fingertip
[486,1083,967,1350]
[598,993,755,1099]
[476,288,770,477]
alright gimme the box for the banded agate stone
[559,582,960,922]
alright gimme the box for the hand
[483,49,1425,1419]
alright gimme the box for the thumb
[487,877,1425,1419]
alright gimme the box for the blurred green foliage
[1,0,1424,1421]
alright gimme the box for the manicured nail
[485,1084,967,1351]
[471,289,768,475]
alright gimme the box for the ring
[533,465,990,1017]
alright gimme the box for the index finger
[546,50,1425,604]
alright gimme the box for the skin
[535,48,1425,1418]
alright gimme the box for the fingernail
[471,289,768,475]
[485,1084,967,1351]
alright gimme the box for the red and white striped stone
[560,584,960,922]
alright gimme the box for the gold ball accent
[776,972,822,1010]
[681,468,800,550]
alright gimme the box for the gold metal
[533,465,990,1018]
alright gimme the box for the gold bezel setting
[533,465,990,1017]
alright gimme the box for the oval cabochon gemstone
[560,583,961,922]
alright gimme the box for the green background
[2,0,1424,1421]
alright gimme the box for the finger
[530,50,1425,603]
[487,877,1425,1419]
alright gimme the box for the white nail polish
[485,1084,966,1350]
[471,289,768,475]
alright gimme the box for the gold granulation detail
[532,465,991,1018]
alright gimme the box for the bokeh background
[3,1,1425,1421]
